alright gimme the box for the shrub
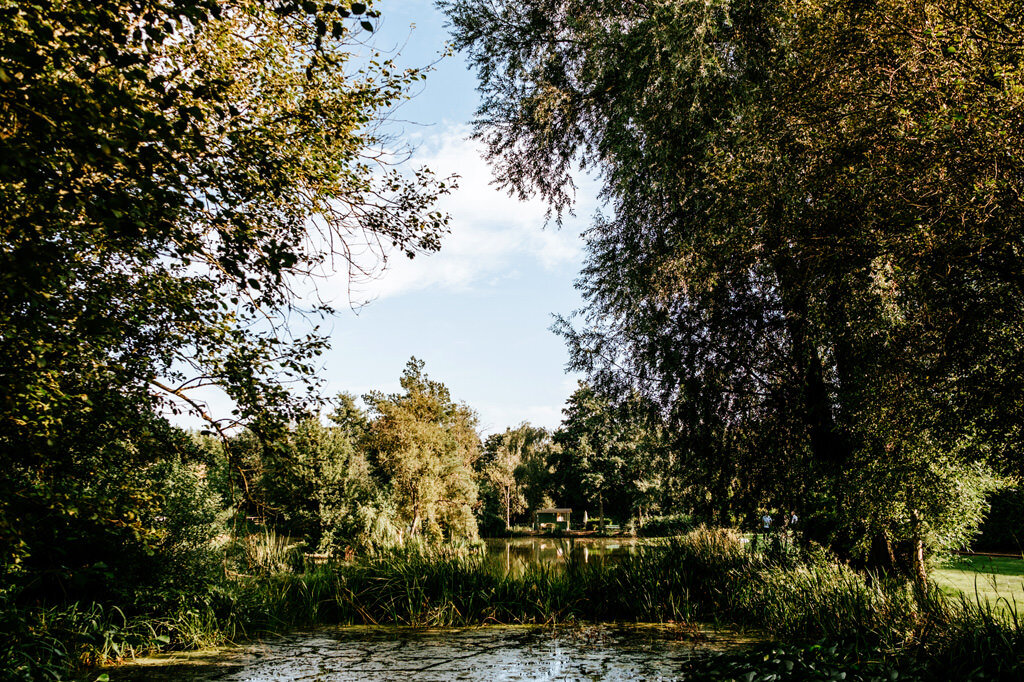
[637,513,695,537]
[974,487,1024,553]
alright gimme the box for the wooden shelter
[534,507,572,531]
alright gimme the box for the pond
[482,537,652,575]
[107,624,751,681]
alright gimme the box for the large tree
[478,422,554,530]
[551,385,665,528]
[444,0,1023,574]
[222,416,374,552]
[1,0,451,588]
[363,358,481,541]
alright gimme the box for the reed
[6,527,1024,681]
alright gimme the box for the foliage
[347,493,406,554]
[550,384,668,524]
[363,358,481,542]
[442,0,1023,571]
[203,362,483,555]
[239,528,305,575]
[637,514,695,538]
[2,0,451,439]
[253,418,374,552]
[1,0,452,596]
[476,422,555,531]
[974,487,1024,553]
[138,455,227,610]
[2,419,222,608]
[7,527,1024,680]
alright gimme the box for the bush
[637,513,695,537]
[135,458,227,609]
[974,487,1024,553]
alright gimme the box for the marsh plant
[5,528,1024,681]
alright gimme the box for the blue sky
[310,0,597,433]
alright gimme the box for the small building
[534,507,572,531]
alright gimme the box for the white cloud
[316,124,597,306]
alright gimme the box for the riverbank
[8,528,1024,681]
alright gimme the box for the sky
[296,0,599,433]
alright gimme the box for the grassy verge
[933,554,1024,610]
[5,529,1024,681]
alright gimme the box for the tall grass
[6,527,1024,680]
[239,528,305,575]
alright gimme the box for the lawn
[933,554,1024,612]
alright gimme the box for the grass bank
[5,529,1024,681]
[933,554,1024,609]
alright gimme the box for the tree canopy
[444,0,1024,571]
[363,358,481,541]
[2,0,451,585]
[478,422,556,530]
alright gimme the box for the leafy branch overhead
[0,0,453,577]
[1,0,454,442]
[444,0,1024,569]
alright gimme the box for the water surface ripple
[110,624,747,681]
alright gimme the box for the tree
[517,427,559,517]
[1,0,452,589]
[444,0,1023,573]
[552,385,663,529]
[363,358,481,541]
[250,417,374,552]
[479,423,553,530]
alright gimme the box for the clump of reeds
[238,529,305,575]
[9,528,1024,681]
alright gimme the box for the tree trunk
[910,510,928,585]
[504,486,511,530]
[599,493,605,533]
[772,255,853,553]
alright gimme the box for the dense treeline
[218,358,483,552]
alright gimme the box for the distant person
[761,513,772,531]
[787,511,798,543]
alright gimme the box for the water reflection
[110,624,747,681]
[483,537,646,575]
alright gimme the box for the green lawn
[933,554,1024,611]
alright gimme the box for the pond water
[482,537,651,575]
[108,624,750,681]
[105,540,744,680]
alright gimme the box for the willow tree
[1,0,451,591]
[444,0,1024,575]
